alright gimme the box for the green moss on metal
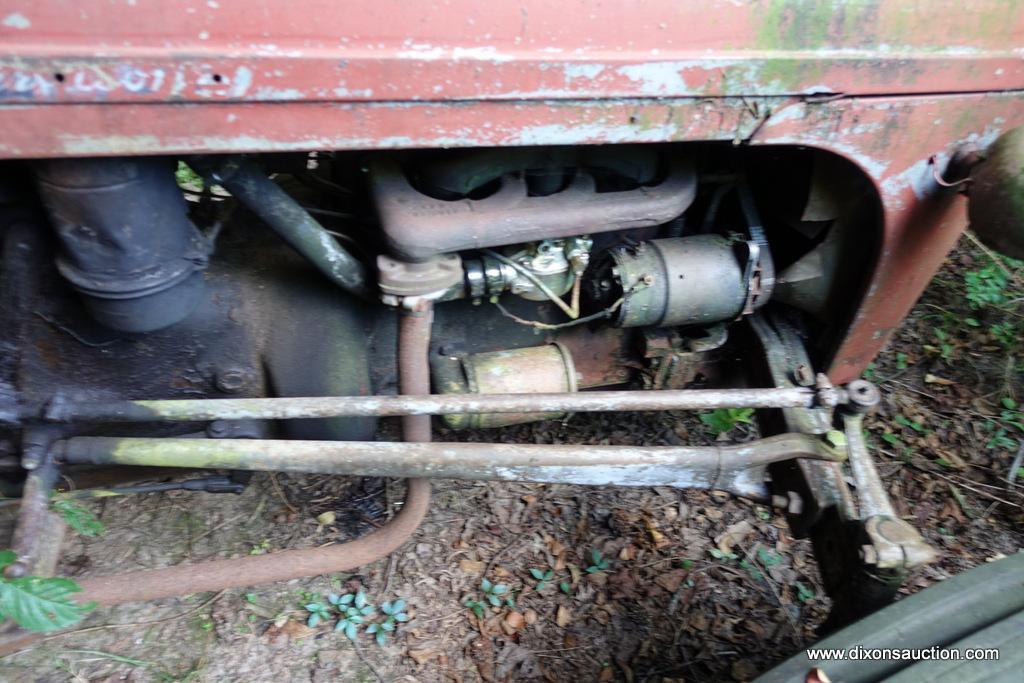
[109,439,246,470]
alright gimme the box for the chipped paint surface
[0,1,1021,104]
[1,0,1023,383]
[1,13,30,29]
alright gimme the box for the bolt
[843,379,881,414]
[793,364,815,387]
[214,368,248,394]
[207,421,230,438]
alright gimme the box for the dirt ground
[1,235,1022,682]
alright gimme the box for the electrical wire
[481,248,580,319]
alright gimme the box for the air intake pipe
[33,157,210,333]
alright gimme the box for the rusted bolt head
[207,421,230,437]
[215,368,248,394]
[792,364,815,387]
[845,380,881,412]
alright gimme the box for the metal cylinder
[596,234,772,328]
[204,157,369,299]
[33,157,210,332]
[55,433,841,488]
[36,386,830,424]
[433,343,577,429]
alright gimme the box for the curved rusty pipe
[70,301,435,607]
[75,478,430,606]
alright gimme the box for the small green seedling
[304,600,332,628]
[585,549,610,574]
[559,581,571,595]
[463,598,488,619]
[700,408,755,437]
[365,599,409,646]
[529,568,554,590]
[328,592,375,641]
[464,579,512,617]
[481,578,510,606]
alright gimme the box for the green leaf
[340,593,354,605]
[307,613,320,628]
[51,499,105,538]
[0,576,92,632]
[591,549,602,565]
[480,578,492,592]
[699,408,755,436]
[344,621,358,641]
[394,613,410,622]
[795,581,815,603]
[391,599,406,613]
[536,581,547,591]
[0,550,15,569]
[757,548,781,567]
[375,630,387,647]
[559,582,570,594]
[354,590,367,609]
[529,568,545,580]
[487,595,501,607]
[491,584,509,595]
[1002,397,1018,410]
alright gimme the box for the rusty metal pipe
[54,433,842,488]
[38,386,830,424]
[74,477,430,607]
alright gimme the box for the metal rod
[40,386,829,424]
[55,433,842,489]
[202,157,370,299]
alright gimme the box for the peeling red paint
[0,0,1022,379]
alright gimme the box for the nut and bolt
[793,364,815,387]
[206,421,230,438]
[214,368,248,394]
